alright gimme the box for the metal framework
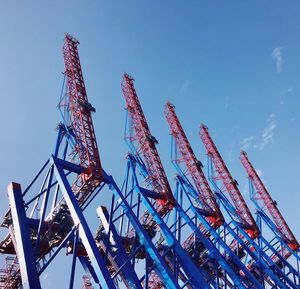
[164,103,299,289]
[163,104,258,288]
[121,76,213,288]
[200,124,259,239]
[240,151,300,283]
[199,125,300,287]
[119,155,210,289]
[240,150,299,252]
[164,102,224,228]
[62,33,102,206]
[0,33,299,289]
[121,73,175,215]
[0,258,21,289]
[0,34,139,289]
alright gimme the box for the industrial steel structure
[0,34,298,288]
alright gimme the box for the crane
[200,124,259,239]
[62,33,102,207]
[199,125,300,288]
[164,103,251,287]
[0,33,106,288]
[164,104,293,288]
[121,75,213,289]
[0,34,140,289]
[164,102,224,227]
[240,150,299,254]
[121,73,175,216]
[0,32,299,289]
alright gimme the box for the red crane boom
[63,34,102,205]
[121,74,176,289]
[200,124,259,239]
[121,73,175,213]
[240,150,299,252]
[164,102,224,227]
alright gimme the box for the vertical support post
[8,182,42,289]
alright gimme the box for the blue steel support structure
[1,119,151,288]
[201,125,298,288]
[102,168,185,289]
[121,74,215,288]
[122,155,210,289]
[96,206,143,289]
[176,175,297,289]
[1,153,120,288]
[126,147,270,288]
[51,156,117,288]
[7,183,42,289]
[164,103,293,289]
[0,33,299,289]
[240,151,300,286]
[0,34,143,289]
[253,211,300,286]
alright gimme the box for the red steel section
[240,150,299,251]
[200,125,259,239]
[164,102,224,227]
[121,73,175,212]
[0,257,21,289]
[63,34,102,205]
[143,272,163,289]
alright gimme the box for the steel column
[7,182,42,289]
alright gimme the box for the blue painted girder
[113,158,211,289]
[207,179,296,288]
[7,182,42,289]
[51,156,117,289]
[103,171,185,289]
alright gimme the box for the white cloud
[271,47,284,73]
[239,136,254,151]
[259,114,277,151]
[286,87,293,94]
[225,95,230,110]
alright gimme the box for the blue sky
[0,1,299,287]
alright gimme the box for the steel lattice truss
[63,33,102,206]
[240,151,299,252]
[121,73,175,213]
[200,125,259,239]
[164,102,224,228]
[0,34,299,289]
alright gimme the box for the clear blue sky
[0,1,299,287]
